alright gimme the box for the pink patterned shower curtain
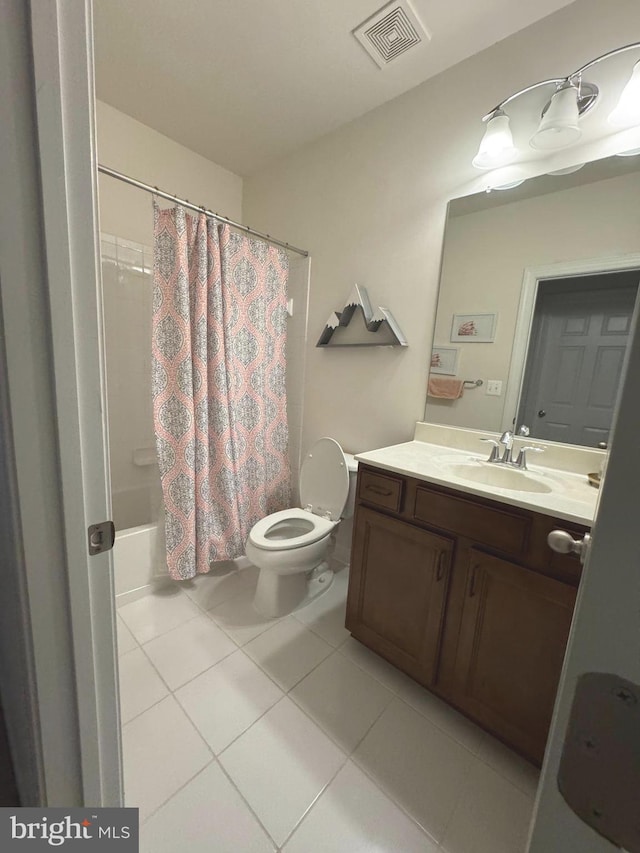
[152,204,291,580]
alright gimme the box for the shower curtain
[152,204,291,580]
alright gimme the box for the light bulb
[472,110,518,170]
[530,82,581,150]
[609,60,640,129]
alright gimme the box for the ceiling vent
[353,0,431,68]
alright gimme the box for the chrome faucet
[514,445,545,470]
[498,431,514,465]
[480,430,545,469]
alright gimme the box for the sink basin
[447,462,553,494]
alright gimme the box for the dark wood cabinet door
[346,506,453,685]
[453,548,576,764]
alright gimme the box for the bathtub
[113,520,169,602]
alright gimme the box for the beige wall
[427,170,640,431]
[243,0,640,458]
[96,100,243,245]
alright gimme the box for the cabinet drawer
[358,469,403,513]
[413,485,530,557]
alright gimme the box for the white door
[528,298,640,849]
[28,0,122,805]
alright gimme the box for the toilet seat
[299,437,350,521]
[248,509,336,552]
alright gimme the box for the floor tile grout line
[120,606,203,648]
[435,750,496,848]
[214,752,284,850]
[138,756,217,826]
[205,591,286,647]
[347,750,443,847]
[116,614,141,655]
[348,694,481,846]
[139,631,241,695]
[242,623,335,694]
[473,748,540,800]
[133,692,218,825]
[390,692,486,758]
[285,655,395,758]
[138,607,238,650]
[334,643,497,761]
[178,659,285,761]
[182,573,258,617]
[290,610,350,649]
[276,750,351,850]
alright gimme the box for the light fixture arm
[482,78,566,122]
[482,40,640,122]
[570,40,640,80]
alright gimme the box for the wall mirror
[425,153,640,447]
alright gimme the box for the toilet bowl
[246,437,357,618]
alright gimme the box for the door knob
[547,529,592,564]
[538,409,547,418]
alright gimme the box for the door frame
[502,254,640,432]
[0,0,121,805]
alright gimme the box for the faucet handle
[517,424,530,437]
[499,430,514,449]
[515,445,544,470]
[480,438,500,463]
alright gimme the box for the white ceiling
[93,0,576,176]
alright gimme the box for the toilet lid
[299,437,350,521]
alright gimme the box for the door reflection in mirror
[517,272,638,446]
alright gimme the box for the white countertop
[355,440,598,526]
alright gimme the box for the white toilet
[246,437,358,618]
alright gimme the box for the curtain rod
[97,164,309,257]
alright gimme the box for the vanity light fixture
[608,60,640,128]
[473,41,640,170]
[472,109,517,169]
[530,81,582,150]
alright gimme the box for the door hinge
[88,520,115,556]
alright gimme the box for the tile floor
[117,563,540,852]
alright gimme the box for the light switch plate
[558,671,640,851]
[486,380,502,396]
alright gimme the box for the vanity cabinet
[348,506,453,686]
[346,464,588,765]
[452,548,576,763]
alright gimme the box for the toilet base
[253,562,334,618]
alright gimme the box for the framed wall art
[450,313,497,343]
[430,346,459,375]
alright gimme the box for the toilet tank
[342,453,359,519]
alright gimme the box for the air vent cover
[353,0,431,68]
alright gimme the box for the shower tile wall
[101,234,161,532]
[101,234,309,531]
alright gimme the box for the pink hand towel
[428,377,464,399]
